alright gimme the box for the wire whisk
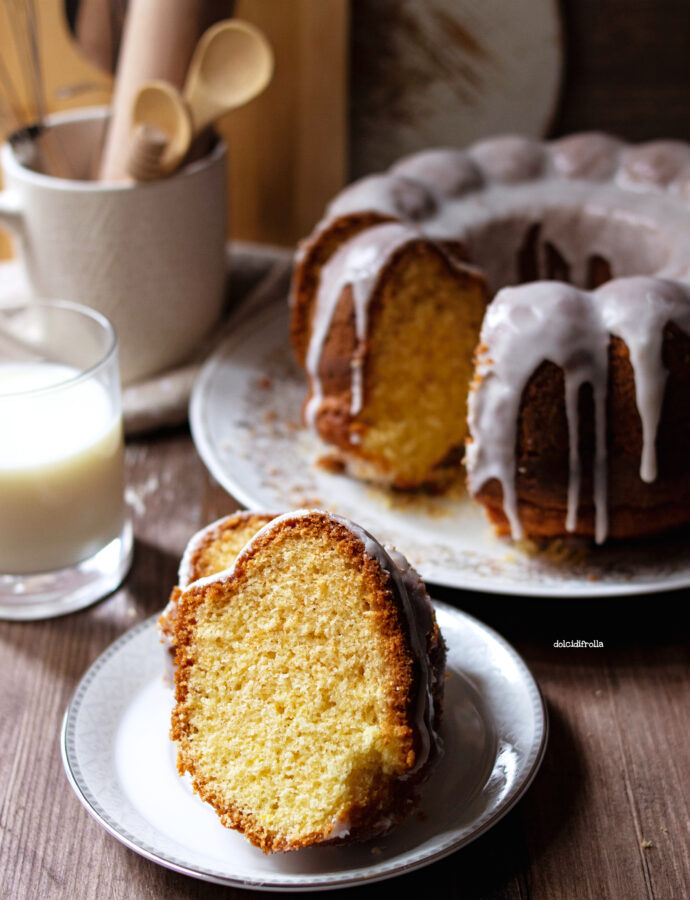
[0,0,78,177]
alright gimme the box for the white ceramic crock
[0,107,227,384]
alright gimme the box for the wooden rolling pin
[98,0,233,182]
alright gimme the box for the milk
[0,362,125,574]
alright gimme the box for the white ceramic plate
[61,605,547,891]
[190,303,690,598]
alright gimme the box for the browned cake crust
[290,212,394,366]
[157,512,277,646]
[170,511,445,853]
[179,512,278,583]
[290,211,469,373]
[473,324,690,540]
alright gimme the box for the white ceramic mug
[0,107,227,384]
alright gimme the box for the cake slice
[293,221,487,489]
[170,509,445,853]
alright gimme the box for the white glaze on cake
[304,223,417,429]
[327,514,442,778]
[308,134,690,296]
[466,278,690,543]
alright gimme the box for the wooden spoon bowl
[184,20,274,132]
[128,80,192,178]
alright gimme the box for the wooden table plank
[1,428,689,899]
[442,590,690,900]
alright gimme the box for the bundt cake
[169,509,445,853]
[291,133,690,543]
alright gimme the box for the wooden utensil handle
[98,0,233,182]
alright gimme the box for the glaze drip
[466,277,690,542]
[304,223,422,429]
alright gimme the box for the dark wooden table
[1,424,688,900]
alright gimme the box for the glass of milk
[0,300,132,619]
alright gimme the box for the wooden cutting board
[218,0,348,245]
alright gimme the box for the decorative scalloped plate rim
[61,606,547,891]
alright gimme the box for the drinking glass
[0,300,132,618]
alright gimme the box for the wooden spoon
[128,80,192,179]
[127,20,273,181]
[183,20,274,133]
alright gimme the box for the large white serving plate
[190,303,690,597]
[61,605,547,891]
